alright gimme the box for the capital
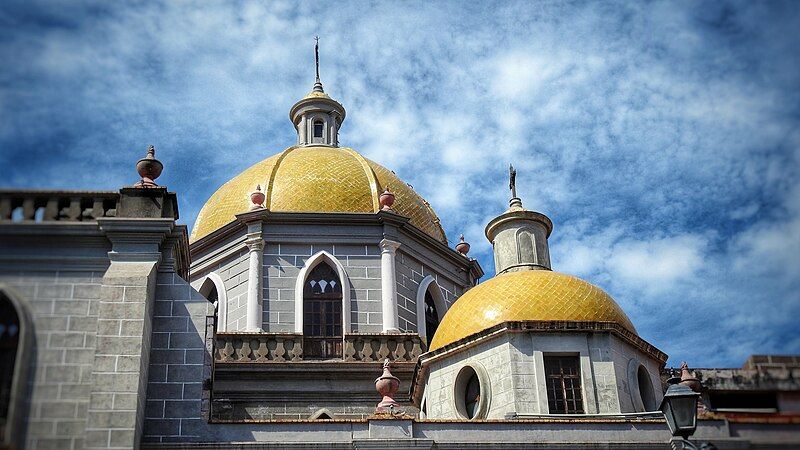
[379,238,401,254]
[245,234,264,251]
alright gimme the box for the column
[380,238,401,333]
[245,233,264,332]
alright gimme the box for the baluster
[343,337,357,361]
[290,339,303,361]
[44,198,58,220]
[0,198,10,220]
[237,341,252,361]
[219,340,235,362]
[377,339,391,360]
[68,197,81,220]
[410,339,422,359]
[255,341,269,362]
[22,198,35,220]
[395,339,408,361]
[91,198,105,219]
[274,338,286,362]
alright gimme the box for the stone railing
[343,333,423,362]
[214,332,423,363]
[0,190,119,222]
[215,333,303,362]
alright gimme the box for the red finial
[374,359,401,413]
[379,186,395,211]
[135,145,163,188]
[679,361,702,393]
[250,184,265,210]
[455,234,470,256]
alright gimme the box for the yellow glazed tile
[428,270,637,351]
[191,146,447,243]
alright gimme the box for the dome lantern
[289,37,346,148]
[485,164,553,274]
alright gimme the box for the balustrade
[214,332,423,363]
[0,190,119,222]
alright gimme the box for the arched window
[517,229,536,264]
[424,290,439,345]
[313,120,324,139]
[303,263,343,359]
[198,273,227,332]
[0,292,20,439]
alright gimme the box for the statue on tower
[509,164,517,199]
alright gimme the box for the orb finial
[374,358,401,413]
[250,184,265,210]
[379,186,395,211]
[456,234,470,256]
[134,145,163,188]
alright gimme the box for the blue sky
[1,1,798,367]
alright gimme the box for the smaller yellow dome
[429,270,636,351]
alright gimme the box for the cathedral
[1,47,799,449]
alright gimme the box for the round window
[453,364,490,420]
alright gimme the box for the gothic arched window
[303,263,343,359]
[424,290,439,345]
[0,292,20,438]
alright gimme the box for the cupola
[289,37,346,147]
[485,165,553,274]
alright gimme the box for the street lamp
[659,362,711,450]
[660,382,700,439]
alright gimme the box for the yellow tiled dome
[429,270,636,351]
[190,146,446,243]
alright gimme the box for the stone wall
[394,250,463,334]
[262,242,383,333]
[424,331,665,420]
[425,335,516,419]
[0,268,105,450]
[142,271,213,443]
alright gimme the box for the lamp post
[659,362,715,450]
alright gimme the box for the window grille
[544,355,584,414]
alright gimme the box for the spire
[313,36,324,93]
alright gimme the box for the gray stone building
[1,57,799,449]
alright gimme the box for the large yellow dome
[429,270,636,351]
[191,146,446,243]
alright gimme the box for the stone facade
[0,269,104,450]
[422,327,665,420]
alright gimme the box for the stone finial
[679,361,702,393]
[134,145,163,188]
[379,187,395,211]
[455,234,470,256]
[250,185,265,210]
[374,358,400,412]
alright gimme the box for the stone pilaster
[86,218,174,449]
[379,239,401,333]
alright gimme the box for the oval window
[454,364,489,420]
[637,365,656,411]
